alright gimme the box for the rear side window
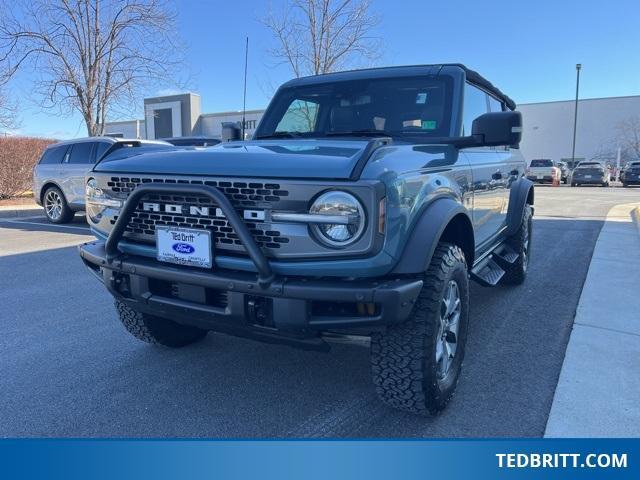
[462,84,488,136]
[530,159,553,167]
[488,95,503,112]
[39,145,68,164]
[67,142,95,164]
[95,142,112,161]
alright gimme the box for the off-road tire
[371,243,469,415]
[43,186,74,224]
[501,204,533,285]
[115,300,207,347]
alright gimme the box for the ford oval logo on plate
[172,242,195,254]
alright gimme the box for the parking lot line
[0,218,91,232]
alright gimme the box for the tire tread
[371,243,468,415]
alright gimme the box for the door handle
[491,171,503,180]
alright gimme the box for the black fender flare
[391,198,474,275]
[505,178,534,237]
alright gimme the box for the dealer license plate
[536,175,543,179]
[584,175,592,179]
[156,226,212,268]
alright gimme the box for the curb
[0,208,43,219]
[545,203,640,437]
[632,207,640,238]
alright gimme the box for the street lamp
[570,64,582,168]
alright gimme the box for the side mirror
[472,111,522,147]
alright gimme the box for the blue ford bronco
[79,64,533,415]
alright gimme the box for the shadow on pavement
[0,217,603,438]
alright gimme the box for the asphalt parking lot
[1,185,638,438]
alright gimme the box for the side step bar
[470,244,520,287]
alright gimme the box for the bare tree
[263,0,381,78]
[0,0,185,136]
[616,116,640,161]
[0,87,18,130]
[0,63,18,130]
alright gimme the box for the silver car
[33,137,172,223]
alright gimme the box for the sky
[5,0,640,138]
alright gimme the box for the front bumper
[79,241,423,342]
[526,175,555,183]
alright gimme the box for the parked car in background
[570,161,610,187]
[33,137,173,223]
[162,136,221,147]
[620,161,640,187]
[526,159,561,184]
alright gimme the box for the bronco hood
[94,139,370,179]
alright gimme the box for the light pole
[570,64,582,168]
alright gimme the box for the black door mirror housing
[471,111,522,147]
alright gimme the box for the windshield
[255,76,453,140]
[530,159,553,167]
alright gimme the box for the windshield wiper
[255,131,303,139]
[324,129,398,138]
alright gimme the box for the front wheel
[502,205,532,285]
[115,300,207,347]
[371,243,469,415]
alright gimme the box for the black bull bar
[104,183,276,288]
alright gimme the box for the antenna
[241,36,249,140]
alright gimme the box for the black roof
[281,64,516,110]
[451,64,516,110]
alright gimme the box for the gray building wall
[143,93,201,139]
[518,95,640,164]
[103,119,145,138]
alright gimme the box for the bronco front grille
[106,177,288,208]
[106,177,291,254]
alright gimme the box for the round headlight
[309,191,365,246]
[86,178,100,198]
[86,178,105,223]
[86,177,122,223]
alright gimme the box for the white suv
[33,137,171,223]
